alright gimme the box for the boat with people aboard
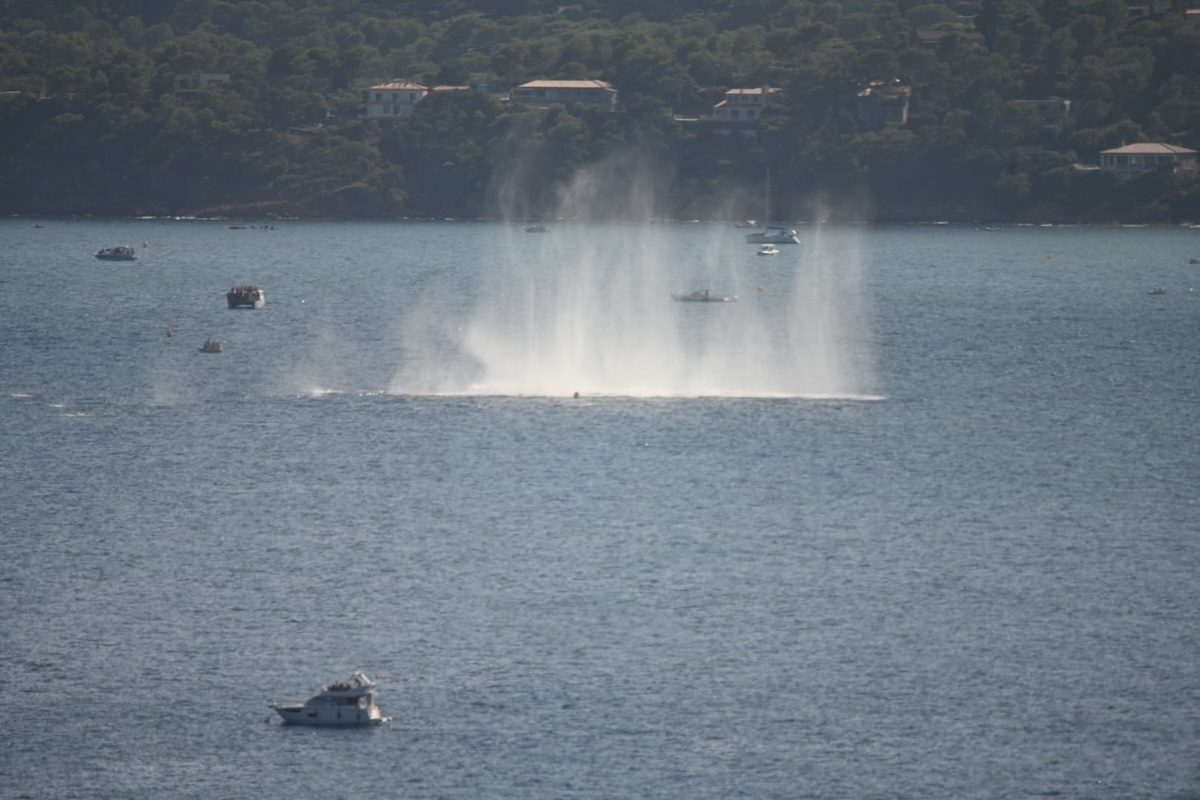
[269,671,391,727]
[226,284,266,309]
[757,244,780,256]
[199,338,222,353]
[672,290,737,303]
[95,245,137,261]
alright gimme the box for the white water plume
[390,160,876,399]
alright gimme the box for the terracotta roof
[1101,142,1197,155]
[724,87,781,96]
[368,80,427,91]
[517,80,615,90]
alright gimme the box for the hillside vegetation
[2,0,1199,221]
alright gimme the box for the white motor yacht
[270,671,391,727]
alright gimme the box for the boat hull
[271,704,389,727]
[227,292,266,309]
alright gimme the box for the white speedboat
[270,671,391,727]
[756,244,780,256]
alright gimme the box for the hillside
[1,0,1198,222]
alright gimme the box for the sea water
[1,219,1198,799]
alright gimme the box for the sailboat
[745,169,800,244]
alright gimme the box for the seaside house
[1099,143,1197,179]
[673,86,784,137]
[509,80,618,111]
[711,86,783,123]
[364,80,428,118]
[855,80,911,129]
[364,81,473,118]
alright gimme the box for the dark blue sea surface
[1,219,1198,798]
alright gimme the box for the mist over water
[390,160,877,398]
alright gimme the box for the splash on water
[390,157,877,399]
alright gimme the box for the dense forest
[1,0,1199,222]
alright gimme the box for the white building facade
[510,80,618,111]
[365,80,429,118]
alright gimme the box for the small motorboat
[199,338,222,353]
[226,285,266,309]
[672,290,737,303]
[95,245,137,261]
[270,672,391,727]
[756,244,780,256]
[523,223,548,233]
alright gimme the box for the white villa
[710,86,783,123]
[364,80,429,118]
[673,86,784,137]
[364,81,473,118]
[509,80,619,111]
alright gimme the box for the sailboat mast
[764,167,771,224]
